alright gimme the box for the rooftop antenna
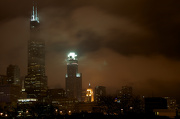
[31,3,35,21]
[31,1,39,22]
[35,2,38,21]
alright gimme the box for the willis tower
[24,1,48,101]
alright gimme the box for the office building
[116,86,133,104]
[65,52,82,102]
[24,2,48,101]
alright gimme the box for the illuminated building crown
[68,52,77,60]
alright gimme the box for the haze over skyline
[0,0,180,101]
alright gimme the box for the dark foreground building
[145,97,167,115]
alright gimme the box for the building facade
[24,3,47,101]
[65,52,82,102]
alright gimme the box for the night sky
[0,0,180,101]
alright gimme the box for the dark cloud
[106,28,180,59]
[76,30,103,56]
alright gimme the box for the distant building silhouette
[94,86,106,102]
[24,2,47,101]
[116,86,133,104]
[6,64,20,85]
[65,52,82,102]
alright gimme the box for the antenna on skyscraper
[35,2,38,21]
[31,0,39,22]
[31,1,35,21]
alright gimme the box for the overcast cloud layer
[0,0,180,101]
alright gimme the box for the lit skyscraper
[65,52,82,102]
[24,2,47,101]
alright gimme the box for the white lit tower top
[67,52,77,60]
[66,52,81,77]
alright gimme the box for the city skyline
[0,0,180,102]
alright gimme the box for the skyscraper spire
[31,5,35,21]
[36,4,38,21]
[31,1,39,23]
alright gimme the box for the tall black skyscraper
[65,52,82,102]
[24,2,47,100]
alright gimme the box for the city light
[60,111,63,114]
[68,110,71,115]
[18,98,37,102]
[76,73,81,77]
